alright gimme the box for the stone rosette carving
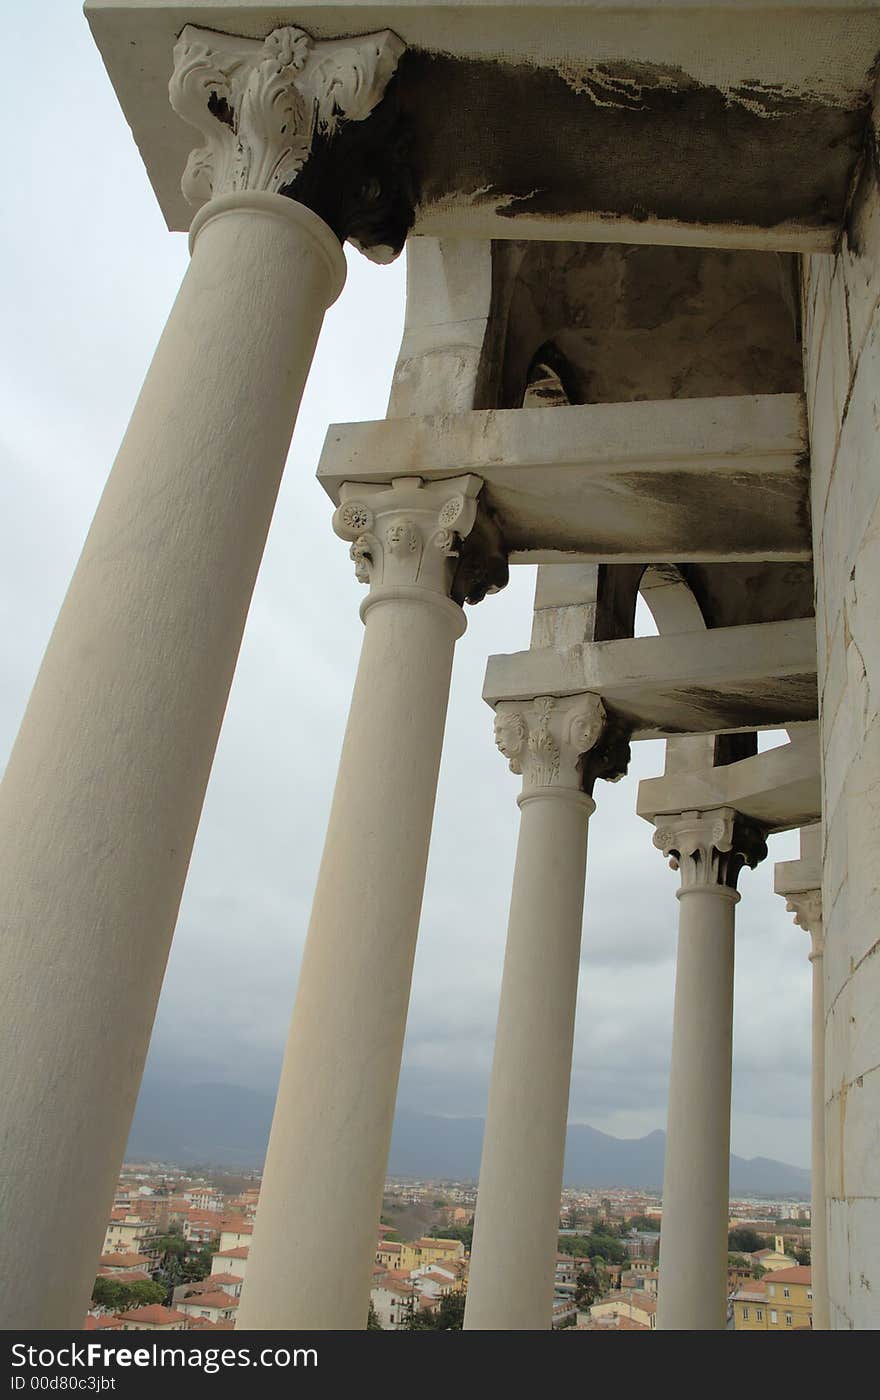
[493,693,607,794]
[332,476,485,597]
[169,24,413,258]
[652,807,767,891]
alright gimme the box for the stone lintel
[774,822,823,897]
[319,395,809,563]
[638,733,820,834]
[86,3,878,251]
[483,617,818,740]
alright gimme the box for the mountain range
[127,1077,810,1197]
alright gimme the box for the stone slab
[86,2,880,250]
[483,616,818,739]
[318,394,810,563]
[638,736,821,831]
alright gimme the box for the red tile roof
[115,1306,189,1325]
[766,1265,811,1286]
[179,1292,238,1311]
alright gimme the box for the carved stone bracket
[332,475,493,598]
[784,889,824,957]
[169,24,415,259]
[493,693,613,795]
[652,807,768,892]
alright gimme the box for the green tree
[794,1247,811,1267]
[367,1302,384,1330]
[573,1269,601,1310]
[403,1291,466,1331]
[91,1277,165,1312]
[558,1232,627,1266]
[728,1227,769,1254]
[625,1214,660,1232]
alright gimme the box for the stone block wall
[803,121,880,1329]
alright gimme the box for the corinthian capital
[332,476,489,598]
[169,25,412,259]
[493,694,607,795]
[652,807,767,892]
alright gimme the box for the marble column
[0,25,406,1329]
[652,808,767,1330]
[464,693,617,1330]
[775,828,827,1329]
[237,475,502,1330]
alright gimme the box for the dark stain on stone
[845,124,880,259]
[681,562,815,628]
[280,74,418,258]
[207,91,233,128]
[483,240,804,409]
[395,50,868,233]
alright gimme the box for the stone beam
[637,726,820,832]
[774,821,823,898]
[86,3,879,252]
[483,616,817,739]
[319,395,809,563]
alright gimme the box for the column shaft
[657,886,736,1330]
[0,194,344,1329]
[465,789,592,1329]
[237,588,465,1329]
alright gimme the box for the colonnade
[0,19,829,1334]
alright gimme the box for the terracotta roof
[100,1253,151,1269]
[766,1265,811,1285]
[179,1292,238,1311]
[206,1272,243,1286]
[115,1306,189,1325]
[215,1247,249,1260]
[84,1316,123,1330]
[378,1242,402,1252]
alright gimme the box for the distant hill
[127,1078,810,1197]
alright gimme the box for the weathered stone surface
[638,733,820,833]
[87,2,880,250]
[484,617,817,739]
[806,93,880,1328]
[319,394,810,563]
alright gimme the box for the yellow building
[732,1267,813,1331]
[751,1234,797,1273]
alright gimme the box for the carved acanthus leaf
[494,693,607,794]
[170,24,405,212]
[652,807,767,891]
[332,477,484,597]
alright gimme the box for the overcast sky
[1,2,811,1168]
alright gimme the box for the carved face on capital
[565,697,605,756]
[349,536,372,584]
[494,710,527,772]
[385,519,419,557]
